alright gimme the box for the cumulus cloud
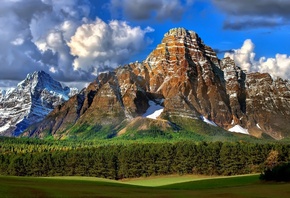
[257,54,290,79]
[224,39,256,72]
[213,0,290,29]
[0,0,154,89]
[225,39,290,80]
[110,0,190,22]
[68,18,154,73]
[0,0,93,84]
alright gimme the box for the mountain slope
[25,28,290,140]
[0,71,78,136]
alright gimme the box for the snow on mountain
[142,100,164,120]
[228,125,249,134]
[0,123,10,133]
[201,116,217,127]
[0,71,78,136]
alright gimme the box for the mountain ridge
[0,71,78,136]
[24,28,290,140]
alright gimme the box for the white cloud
[49,66,57,73]
[258,54,290,79]
[225,39,290,79]
[28,0,91,79]
[224,39,255,72]
[68,18,154,73]
[0,0,155,88]
[0,0,93,83]
[11,38,24,46]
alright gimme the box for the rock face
[244,73,290,139]
[0,71,78,136]
[25,28,290,139]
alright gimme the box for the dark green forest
[1,137,290,179]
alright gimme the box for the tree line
[1,141,290,179]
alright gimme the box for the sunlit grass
[121,174,214,186]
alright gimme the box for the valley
[0,29,289,198]
[1,1,290,197]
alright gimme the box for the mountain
[0,71,78,136]
[24,28,290,140]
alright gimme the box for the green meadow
[0,174,290,198]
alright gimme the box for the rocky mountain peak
[0,71,78,136]
[145,27,218,69]
[20,71,51,86]
[18,71,64,94]
[26,70,49,80]
[23,28,290,140]
[163,27,197,38]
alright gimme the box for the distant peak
[16,70,61,90]
[146,27,213,64]
[25,70,51,81]
[32,70,49,77]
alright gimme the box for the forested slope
[1,138,290,179]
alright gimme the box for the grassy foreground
[0,174,290,198]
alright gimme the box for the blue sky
[92,0,289,59]
[0,0,289,89]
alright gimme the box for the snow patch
[230,93,237,98]
[5,88,15,96]
[17,80,25,87]
[201,116,217,126]
[143,100,164,120]
[0,123,10,133]
[156,76,171,92]
[199,60,207,65]
[228,125,249,134]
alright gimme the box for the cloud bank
[110,0,193,22]
[0,0,91,82]
[225,39,290,79]
[0,0,153,88]
[68,18,154,74]
[213,0,290,30]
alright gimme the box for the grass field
[0,174,290,198]
[122,174,257,186]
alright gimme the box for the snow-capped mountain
[0,71,78,136]
[25,28,290,140]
